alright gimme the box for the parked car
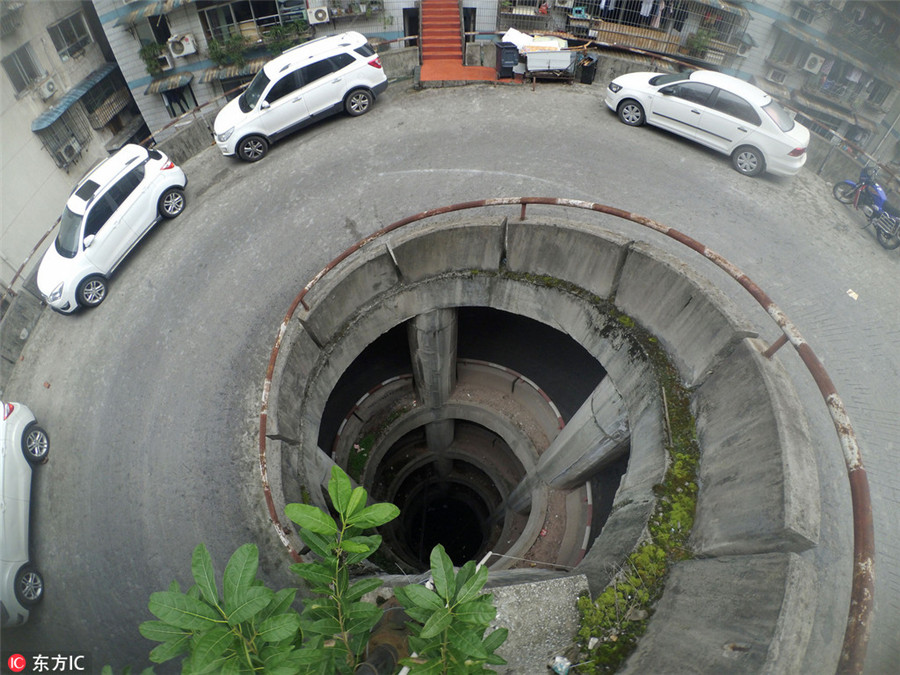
[214,31,388,162]
[1,402,49,627]
[604,70,809,177]
[37,144,187,313]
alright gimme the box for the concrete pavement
[1,81,897,672]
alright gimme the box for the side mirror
[83,234,95,249]
[660,86,675,95]
[260,100,270,110]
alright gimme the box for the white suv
[214,31,388,162]
[37,144,187,313]
[1,401,49,627]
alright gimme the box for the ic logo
[7,654,27,673]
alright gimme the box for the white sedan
[605,70,809,177]
[1,402,49,627]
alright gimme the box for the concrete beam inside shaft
[508,377,629,512]
[408,309,459,471]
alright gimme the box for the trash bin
[579,53,599,84]
[496,41,519,79]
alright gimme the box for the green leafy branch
[286,466,400,674]
[394,544,508,674]
[139,543,303,673]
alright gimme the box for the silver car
[1,401,49,627]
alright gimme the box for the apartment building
[0,0,144,300]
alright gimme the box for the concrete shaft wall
[266,215,822,672]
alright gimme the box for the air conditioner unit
[803,53,823,74]
[766,68,787,84]
[168,34,197,58]
[38,78,58,100]
[556,0,575,9]
[157,52,174,71]
[309,6,330,24]
[61,139,81,161]
[793,6,815,24]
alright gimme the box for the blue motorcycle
[833,165,900,249]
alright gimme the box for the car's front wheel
[732,146,765,177]
[158,187,185,219]
[345,89,374,116]
[617,99,645,126]
[14,564,43,607]
[22,423,49,464]
[77,275,107,309]
[237,135,268,162]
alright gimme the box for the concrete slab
[691,338,820,556]
[621,553,816,675]
[490,574,590,674]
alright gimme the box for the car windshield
[650,71,693,87]
[762,101,795,132]
[55,206,83,259]
[239,70,270,113]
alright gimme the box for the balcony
[0,1,24,38]
[87,86,131,129]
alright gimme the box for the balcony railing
[87,86,131,129]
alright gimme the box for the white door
[257,70,310,136]
[693,89,757,153]
[300,53,357,116]
[649,81,715,141]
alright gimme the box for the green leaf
[285,503,338,536]
[190,626,235,672]
[148,591,221,630]
[305,616,342,636]
[291,562,335,590]
[341,539,369,554]
[299,529,334,559]
[403,605,433,625]
[139,619,190,643]
[454,563,487,605]
[258,613,301,642]
[191,544,220,606]
[223,544,259,608]
[259,587,298,622]
[346,577,383,603]
[429,545,456,601]
[400,657,443,675]
[226,585,273,625]
[328,465,353,515]
[345,535,382,565]
[419,606,453,639]
[455,598,496,625]
[148,633,190,663]
[345,485,368,519]
[395,583,445,611]
[482,626,509,653]
[448,623,489,660]
[346,502,400,528]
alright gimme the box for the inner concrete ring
[261,211,823,672]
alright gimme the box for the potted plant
[685,28,713,58]
[139,42,166,76]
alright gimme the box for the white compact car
[37,144,187,313]
[1,402,49,627]
[605,70,809,177]
[214,31,388,162]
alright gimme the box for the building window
[2,42,44,94]
[868,80,890,107]
[48,11,93,60]
[162,85,198,117]
[768,33,803,66]
[35,106,92,170]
